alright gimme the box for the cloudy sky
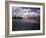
[12,7,40,17]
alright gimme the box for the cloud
[12,7,40,17]
[36,10,40,13]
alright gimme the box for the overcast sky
[12,7,40,17]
